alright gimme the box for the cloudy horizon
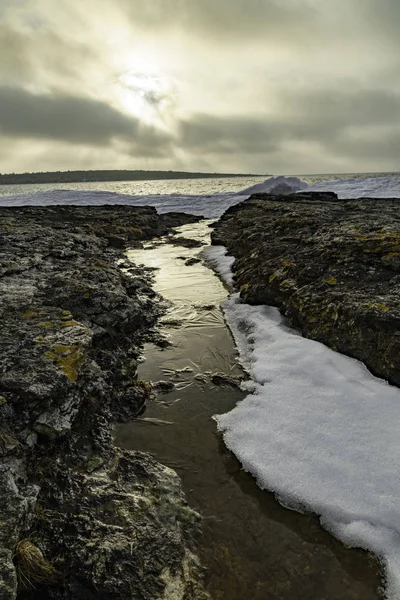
[1,0,399,176]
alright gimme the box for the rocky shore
[0,206,208,600]
[212,191,400,386]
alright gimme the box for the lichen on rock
[0,206,207,599]
[212,191,400,386]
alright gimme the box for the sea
[0,171,400,219]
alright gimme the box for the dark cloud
[330,128,400,161]
[0,25,32,78]
[0,86,173,156]
[279,88,400,141]
[0,0,399,173]
[359,0,400,41]
[119,0,318,40]
[178,86,400,162]
[0,22,99,84]
[179,114,278,154]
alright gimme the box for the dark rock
[153,380,175,393]
[160,212,203,228]
[212,192,400,386]
[167,237,206,248]
[185,258,201,266]
[211,373,242,388]
[0,206,209,599]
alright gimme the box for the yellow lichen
[281,257,295,267]
[61,321,80,328]
[371,303,390,313]
[37,322,54,328]
[323,277,337,286]
[359,302,390,314]
[44,345,85,382]
[23,311,37,319]
[269,272,278,283]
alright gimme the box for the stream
[114,221,382,600]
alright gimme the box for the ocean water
[0,171,399,198]
[0,171,400,219]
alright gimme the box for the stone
[212,191,400,386]
[0,206,208,599]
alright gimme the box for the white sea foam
[239,175,309,195]
[1,174,400,218]
[0,188,248,219]
[307,174,400,198]
[206,246,400,599]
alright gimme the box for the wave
[1,175,400,219]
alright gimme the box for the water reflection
[115,222,382,600]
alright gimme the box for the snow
[206,246,400,599]
[202,246,235,286]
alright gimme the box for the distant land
[0,169,264,185]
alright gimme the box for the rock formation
[212,191,400,386]
[0,206,208,600]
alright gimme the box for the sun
[116,68,174,124]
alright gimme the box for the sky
[0,0,399,175]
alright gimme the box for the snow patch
[202,246,235,286]
[205,248,400,599]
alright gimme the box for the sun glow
[115,56,175,124]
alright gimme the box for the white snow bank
[202,246,235,286]
[208,248,400,599]
[239,175,309,195]
[308,175,400,198]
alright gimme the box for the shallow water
[114,222,382,600]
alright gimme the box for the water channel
[114,221,382,600]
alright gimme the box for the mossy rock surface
[0,205,208,600]
[212,191,400,386]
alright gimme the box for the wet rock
[212,191,400,386]
[160,212,203,229]
[185,258,201,266]
[211,373,242,388]
[167,237,206,249]
[27,450,208,600]
[0,206,209,599]
[153,380,176,393]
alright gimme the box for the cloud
[178,84,400,164]
[179,114,279,154]
[0,86,173,156]
[0,0,399,174]
[118,0,319,41]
